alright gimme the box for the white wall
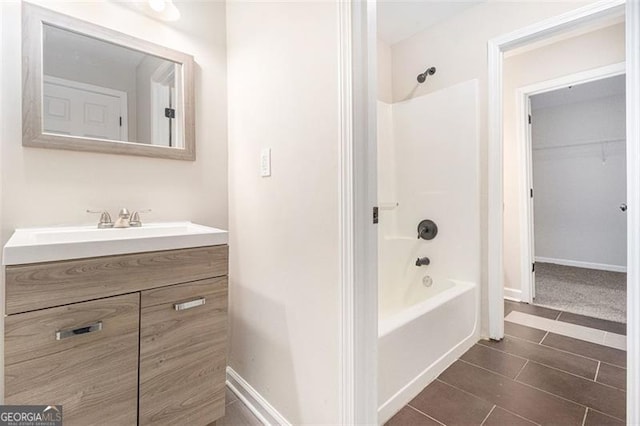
[0,0,228,242]
[503,23,625,298]
[377,39,393,103]
[377,100,396,228]
[226,1,340,424]
[532,94,626,269]
[1,0,227,400]
[387,1,594,334]
[377,101,396,307]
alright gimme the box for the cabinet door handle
[56,321,103,340]
[174,297,206,311]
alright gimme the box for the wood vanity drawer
[139,277,227,425]
[5,245,228,314]
[4,293,139,426]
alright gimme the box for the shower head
[417,67,436,84]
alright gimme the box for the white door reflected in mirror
[43,76,127,141]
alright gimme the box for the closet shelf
[532,138,625,151]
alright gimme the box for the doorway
[523,73,627,323]
[485,1,640,422]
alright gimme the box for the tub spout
[416,257,430,267]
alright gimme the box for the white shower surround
[377,80,481,422]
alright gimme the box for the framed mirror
[22,3,196,160]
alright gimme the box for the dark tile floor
[505,300,627,335]
[386,301,627,426]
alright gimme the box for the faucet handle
[129,209,151,227]
[118,208,131,218]
[87,209,113,229]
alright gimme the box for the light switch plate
[261,148,271,177]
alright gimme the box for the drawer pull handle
[174,297,206,311]
[56,321,103,340]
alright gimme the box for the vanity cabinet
[5,294,140,426]
[139,277,227,425]
[4,245,228,426]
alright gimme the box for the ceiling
[531,74,626,111]
[377,0,485,46]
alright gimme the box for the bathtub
[378,277,478,424]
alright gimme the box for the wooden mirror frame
[22,3,196,161]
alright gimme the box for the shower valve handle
[417,219,438,240]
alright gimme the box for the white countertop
[3,221,228,265]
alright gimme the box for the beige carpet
[534,262,626,323]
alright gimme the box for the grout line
[509,302,627,336]
[452,359,620,423]
[484,332,616,376]
[556,314,626,338]
[480,405,496,425]
[434,378,500,409]
[594,361,601,382]
[512,366,626,419]
[457,358,527,380]
[406,404,446,425]
[539,330,550,344]
[601,360,627,371]
[433,378,547,425]
[509,313,620,348]
[514,357,624,391]
[457,358,623,418]
[537,339,625,369]
[499,327,625,367]
[475,341,530,362]
[588,407,628,422]
[441,363,592,421]
[581,407,589,426]
[498,324,626,382]
[512,377,593,413]
[514,360,529,381]
[497,406,542,426]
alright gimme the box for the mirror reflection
[42,24,183,148]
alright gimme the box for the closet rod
[533,138,625,151]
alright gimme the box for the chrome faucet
[88,208,151,228]
[113,208,131,228]
[129,209,151,227]
[87,210,114,228]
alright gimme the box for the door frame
[515,62,626,304]
[150,62,181,147]
[339,0,378,424]
[488,1,640,423]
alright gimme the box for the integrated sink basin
[3,222,228,265]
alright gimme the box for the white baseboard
[504,287,523,301]
[535,257,627,273]
[377,328,478,425]
[226,367,291,426]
